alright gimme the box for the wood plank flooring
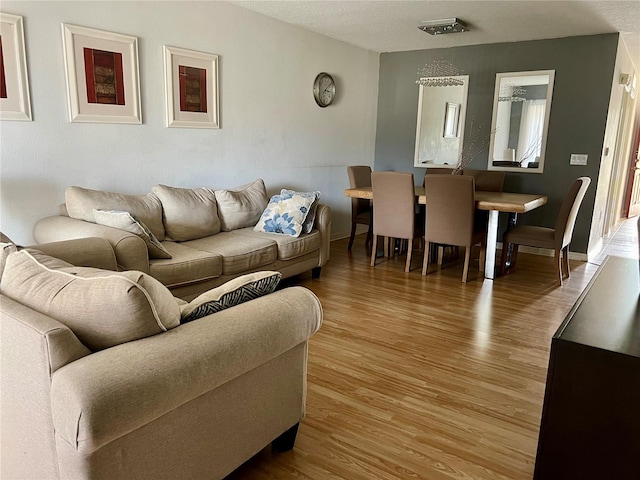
[590,216,639,265]
[226,237,606,479]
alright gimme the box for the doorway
[603,75,637,236]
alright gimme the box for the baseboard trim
[587,238,604,263]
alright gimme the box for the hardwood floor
[590,216,639,265]
[227,237,604,479]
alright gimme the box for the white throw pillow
[254,193,315,237]
[280,189,320,233]
[215,179,268,231]
[93,209,172,259]
[66,186,165,241]
[181,271,282,323]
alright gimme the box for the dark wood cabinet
[534,256,640,479]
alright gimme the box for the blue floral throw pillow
[180,271,282,323]
[253,193,316,237]
[280,189,321,233]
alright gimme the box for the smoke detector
[418,18,468,35]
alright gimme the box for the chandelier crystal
[416,59,464,87]
[498,84,526,102]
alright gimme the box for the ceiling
[232,1,640,68]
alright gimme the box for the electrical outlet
[570,154,588,165]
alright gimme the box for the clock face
[313,73,335,107]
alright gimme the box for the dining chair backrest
[347,165,372,219]
[426,168,457,175]
[422,167,461,186]
[424,175,476,247]
[371,171,416,239]
[554,177,591,250]
[463,169,505,192]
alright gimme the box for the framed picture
[0,13,32,121]
[443,102,460,138]
[164,46,219,128]
[62,24,141,124]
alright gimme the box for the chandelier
[499,84,526,102]
[416,59,464,87]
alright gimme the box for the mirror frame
[487,70,555,174]
[413,75,469,169]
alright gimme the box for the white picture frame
[61,24,141,124]
[164,45,219,129]
[0,13,32,121]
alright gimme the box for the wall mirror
[488,70,555,173]
[414,75,469,168]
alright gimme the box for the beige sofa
[33,180,331,300]
[1,237,323,480]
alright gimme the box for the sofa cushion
[149,241,223,288]
[231,228,321,261]
[66,186,165,241]
[1,241,19,280]
[180,271,282,323]
[152,184,221,241]
[215,179,268,231]
[280,189,321,233]
[184,233,277,275]
[254,193,315,238]
[93,209,172,259]
[0,249,180,351]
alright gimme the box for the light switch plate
[570,154,588,165]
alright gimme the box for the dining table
[344,185,548,279]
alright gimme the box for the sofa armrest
[33,215,150,273]
[25,237,118,271]
[315,204,331,266]
[50,286,322,454]
[1,296,92,479]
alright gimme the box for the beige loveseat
[33,180,331,300]
[1,237,323,480]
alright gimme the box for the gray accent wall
[375,34,619,253]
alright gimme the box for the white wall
[0,1,379,245]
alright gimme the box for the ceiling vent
[418,18,468,35]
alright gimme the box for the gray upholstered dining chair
[422,167,460,186]
[500,177,590,285]
[370,171,423,272]
[422,175,486,282]
[464,170,506,235]
[463,169,505,192]
[423,168,463,263]
[347,165,373,251]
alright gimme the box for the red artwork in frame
[164,45,218,128]
[0,13,32,121]
[0,36,7,99]
[83,48,125,105]
[179,65,207,113]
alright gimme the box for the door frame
[603,80,636,235]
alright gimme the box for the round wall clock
[313,72,336,107]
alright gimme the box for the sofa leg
[272,423,299,453]
[311,266,321,279]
